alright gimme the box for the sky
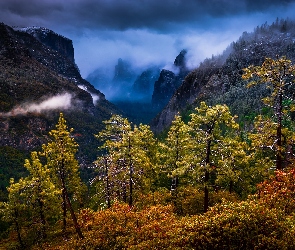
[1,0,295,78]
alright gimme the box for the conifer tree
[22,151,61,240]
[216,136,249,194]
[0,152,60,246]
[42,113,84,239]
[96,115,156,207]
[243,56,295,169]
[0,178,27,248]
[189,102,239,212]
[160,114,191,195]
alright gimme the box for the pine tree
[0,178,27,248]
[0,151,61,246]
[216,136,249,194]
[188,102,239,212]
[96,115,156,207]
[22,151,61,240]
[243,56,295,169]
[42,113,84,239]
[160,114,192,198]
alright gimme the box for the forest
[1,56,295,249]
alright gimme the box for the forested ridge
[2,56,295,249]
[151,18,295,133]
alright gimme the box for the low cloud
[0,93,73,117]
[77,85,99,104]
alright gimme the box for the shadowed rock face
[152,69,176,108]
[132,67,160,102]
[17,26,75,63]
[151,50,189,111]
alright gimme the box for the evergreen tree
[0,178,27,248]
[0,152,61,247]
[160,114,192,206]
[42,113,84,239]
[216,136,249,195]
[188,102,239,212]
[96,115,156,207]
[243,56,295,169]
[22,151,61,240]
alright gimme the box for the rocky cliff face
[113,58,137,83]
[0,22,118,158]
[132,67,160,102]
[15,26,75,63]
[151,49,189,110]
[151,19,295,133]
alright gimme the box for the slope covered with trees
[2,55,295,249]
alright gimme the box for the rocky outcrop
[174,49,187,71]
[132,67,160,102]
[113,58,137,83]
[151,50,189,110]
[152,69,176,108]
[14,26,75,63]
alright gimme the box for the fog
[0,93,73,117]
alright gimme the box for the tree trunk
[229,180,233,194]
[37,196,47,239]
[128,137,133,207]
[122,183,127,203]
[204,138,211,213]
[14,209,25,249]
[104,157,111,208]
[204,170,209,213]
[64,187,84,239]
[60,160,84,239]
[62,188,67,233]
[129,164,133,207]
[276,91,283,170]
[61,178,84,239]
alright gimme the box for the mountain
[151,19,295,133]
[152,49,189,110]
[132,66,161,102]
[15,26,75,63]
[0,23,119,190]
[86,60,162,124]
[113,58,137,83]
[87,58,140,101]
[85,50,189,125]
[111,67,161,125]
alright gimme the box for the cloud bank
[1,0,295,78]
[0,93,73,117]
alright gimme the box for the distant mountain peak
[151,49,189,110]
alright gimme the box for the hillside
[151,19,295,133]
[0,23,119,192]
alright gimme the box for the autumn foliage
[40,194,295,249]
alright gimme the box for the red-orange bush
[257,168,295,214]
